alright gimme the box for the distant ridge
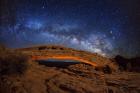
[114,55,140,72]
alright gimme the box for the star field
[0,0,140,58]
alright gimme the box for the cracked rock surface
[1,61,140,93]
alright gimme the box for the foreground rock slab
[1,62,140,93]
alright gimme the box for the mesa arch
[31,55,98,67]
[18,45,118,70]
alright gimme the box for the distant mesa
[114,55,140,72]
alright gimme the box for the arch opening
[31,55,97,67]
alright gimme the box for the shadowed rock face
[115,55,140,72]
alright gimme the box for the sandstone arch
[31,55,98,67]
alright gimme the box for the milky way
[0,0,140,58]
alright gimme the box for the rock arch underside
[18,45,118,71]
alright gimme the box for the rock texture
[0,45,140,93]
[1,61,140,93]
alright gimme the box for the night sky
[0,0,140,58]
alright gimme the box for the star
[42,6,45,9]
[0,0,140,58]
[110,30,113,34]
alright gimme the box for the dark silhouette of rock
[114,55,140,72]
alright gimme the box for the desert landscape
[1,0,140,93]
[0,45,140,93]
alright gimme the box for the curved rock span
[18,45,118,70]
[31,55,98,67]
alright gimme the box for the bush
[0,46,28,76]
